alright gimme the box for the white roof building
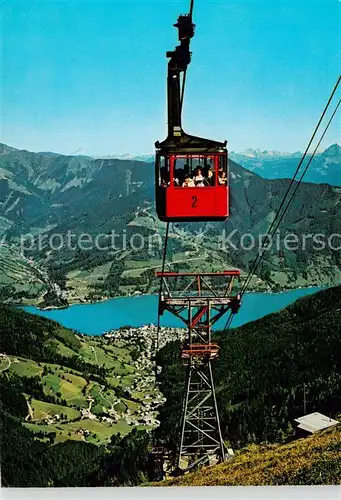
[294,412,339,434]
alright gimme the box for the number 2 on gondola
[192,196,198,208]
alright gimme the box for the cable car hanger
[155,0,227,154]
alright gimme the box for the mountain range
[94,153,155,162]
[89,144,341,186]
[0,142,340,306]
[230,144,341,186]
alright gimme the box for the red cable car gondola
[155,5,229,222]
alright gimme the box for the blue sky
[2,0,340,155]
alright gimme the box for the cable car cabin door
[163,154,229,222]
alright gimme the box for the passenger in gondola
[207,165,215,186]
[176,167,187,186]
[193,166,207,187]
[218,170,227,185]
[160,167,169,187]
[182,174,195,187]
[173,168,181,186]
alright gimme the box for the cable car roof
[155,131,227,154]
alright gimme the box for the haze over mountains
[93,144,341,186]
[3,143,339,185]
[230,144,341,186]
[95,153,155,163]
[0,142,340,306]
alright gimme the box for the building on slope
[294,412,339,438]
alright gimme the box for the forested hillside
[0,305,160,486]
[1,384,153,487]
[155,286,341,455]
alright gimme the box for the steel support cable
[189,0,194,17]
[222,76,341,333]
[221,100,341,334]
[239,99,341,297]
[241,76,340,295]
[231,98,340,328]
[156,222,170,355]
[241,95,341,298]
[266,98,341,248]
[180,0,195,113]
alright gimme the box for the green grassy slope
[0,304,163,487]
[0,245,49,302]
[160,425,341,486]
[0,304,158,445]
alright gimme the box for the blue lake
[23,287,322,336]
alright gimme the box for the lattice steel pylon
[156,271,241,472]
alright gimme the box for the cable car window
[218,155,228,186]
[173,157,187,187]
[206,158,216,187]
[173,155,215,187]
[159,156,170,187]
